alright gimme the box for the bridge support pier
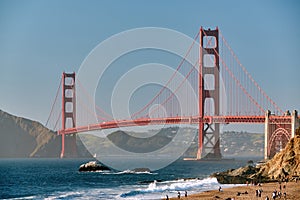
[264,110,271,160]
[264,110,298,160]
[60,72,77,158]
[291,110,299,138]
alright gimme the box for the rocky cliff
[213,127,300,183]
[257,131,300,180]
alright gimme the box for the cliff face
[0,109,61,157]
[213,128,300,183]
[257,134,300,180]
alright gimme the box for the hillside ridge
[0,109,60,157]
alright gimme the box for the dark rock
[212,165,261,184]
[247,160,254,164]
[139,179,162,184]
[132,168,151,173]
[79,161,110,172]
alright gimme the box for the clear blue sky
[0,0,299,124]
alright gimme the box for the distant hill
[220,131,264,157]
[182,130,264,158]
[0,109,61,157]
[80,128,264,158]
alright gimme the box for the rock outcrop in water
[212,128,300,184]
[79,161,110,172]
[132,168,151,173]
[212,165,260,184]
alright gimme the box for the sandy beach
[168,181,300,200]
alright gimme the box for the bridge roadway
[58,115,293,135]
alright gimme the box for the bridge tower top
[62,72,76,130]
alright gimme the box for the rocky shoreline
[212,130,300,184]
[167,129,300,199]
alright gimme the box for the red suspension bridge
[46,27,300,160]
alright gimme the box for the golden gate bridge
[45,27,300,160]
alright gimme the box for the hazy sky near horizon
[0,0,299,126]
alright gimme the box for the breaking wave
[120,177,220,198]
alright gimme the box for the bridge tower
[60,72,77,158]
[197,27,222,159]
[264,110,299,159]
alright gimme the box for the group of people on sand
[164,178,294,200]
[217,180,290,200]
[270,182,287,200]
[263,188,286,200]
[256,181,288,200]
[165,190,187,199]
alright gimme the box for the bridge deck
[58,115,292,135]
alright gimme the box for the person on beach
[272,191,276,199]
[177,191,180,199]
[219,186,223,192]
[278,191,282,198]
[184,191,187,197]
[258,189,262,197]
[265,196,269,200]
[279,183,282,191]
[166,194,169,200]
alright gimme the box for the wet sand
[168,181,300,200]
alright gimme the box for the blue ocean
[0,158,259,199]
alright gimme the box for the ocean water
[0,158,259,199]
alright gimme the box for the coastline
[168,181,300,200]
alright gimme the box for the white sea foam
[9,196,38,200]
[44,191,83,200]
[119,177,221,198]
[26,177,242,200]
[95,169,158,175]
[118,177,245,199]
[43,189,117,200]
